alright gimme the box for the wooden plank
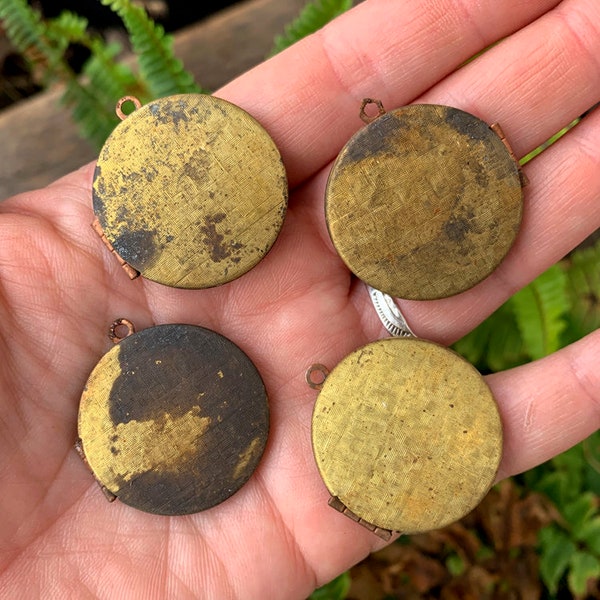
[0,0,305,200]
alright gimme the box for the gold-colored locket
[77,320,269,515]
[93,94,288,289]
[325,100,526,300]
[309,337,502,539]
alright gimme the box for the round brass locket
[325,103,524,300]
[93,94,288,289]
[77,323,269,515]
[311,337,502,535]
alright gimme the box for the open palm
[1,0,599,597]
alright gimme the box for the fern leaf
[45,10,88,45]
[484,315,529,372]
[74,41,146,149]
[563,239,600,342]
[61,79,119,149]
[0,0,45,52]
[270,0,353,56]
[509,264,571,360]
[83,40,144,103]
[42,10,92,73]
[0,0,58,62]
[452,303,527,373]
[100,0,202,97]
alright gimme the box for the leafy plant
[0,0,202,148]
[563,239,600,342]
[452,264,571,372]
[453,239,600,374]
[0,0,354,148]
[99,0,200,98]
[522,432,600,598]
[309,572,351,600]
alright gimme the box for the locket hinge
[328,496,398,541]
[92,218,140,280]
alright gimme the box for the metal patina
[325,103,525,300]
[311,337,502,536]
[93,94,288,288]
[77,323,269,515]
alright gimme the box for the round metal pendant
[93,94,288,289]
[78,323,269,515]
[325,104,524,300]
[311,337,502,534]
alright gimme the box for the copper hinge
[328,496,398,541]
[91,218,140,280]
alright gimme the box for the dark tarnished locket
[309,100,526,539]
[92,94,288,289]
[77,320,269,516]
[325,100,526,301]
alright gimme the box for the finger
[218,0,562,187]
[0,161,95,215]
[490,328,600,480]
[418,0,600,159]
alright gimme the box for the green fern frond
[270,0,353,55]
[42,10,91,72]
[44,10,88,45]
[100,0,202,97]
[61,79,120,148]
[83,40,144,104]
[453,242,599,373]
[563,239,600,342]
[0,0,56,59]
[452,303,528,373]
[73,41,145,148]
[47,11,147,148]
[1,0,204,147]
[46,12,142,148]
[484,312,529,372]
[509,264,571,360]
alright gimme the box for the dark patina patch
[444,107,491,143]
[111,227,159,273]
[340,112,403,166]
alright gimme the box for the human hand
[0,0,598,597]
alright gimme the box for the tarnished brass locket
[325,100,526,300]
[77,320,269,515]
[93,94,288,289]
[308,337,502,539]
